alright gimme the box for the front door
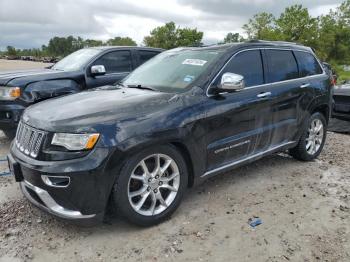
[85,50,133,88]
[204,49,274,172]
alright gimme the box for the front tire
[112,145,188,226]
[289,112,327,161]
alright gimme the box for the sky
[0,0,344,50]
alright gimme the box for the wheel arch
[169,141,195,188]
[105,138,197,189]
[311,103,330,124]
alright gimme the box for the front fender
[105,125,207,186]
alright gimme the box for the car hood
[0,68,75,86]
[22,87,179,132]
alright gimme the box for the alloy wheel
[127,154,180,216]
[306,118,324,155]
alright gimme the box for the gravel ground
[0,125,350,262]
[0,59,52,71]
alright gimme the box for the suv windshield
[52,48,100,71]
[123,49,224,92]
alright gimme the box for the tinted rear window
[218,50,264,87]
[139,51,159,65]
[294,51,323,77]
[266,50,298,83]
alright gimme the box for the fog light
[42,175,70,188]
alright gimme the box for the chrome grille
[15,122,46,158]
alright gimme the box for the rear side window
[266,50,298,83]
[93,51,132,74]
[139,51,159,65]
[294,51,323,77]
[219,50,264,87]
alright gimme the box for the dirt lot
[0,59,51,71]
[0,60,349,261]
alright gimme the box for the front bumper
[9,144,115,224]
[0,102,25,130]
[20,180,97,220]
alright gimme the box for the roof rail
[248,40,300,45]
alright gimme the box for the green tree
[6,46,17,56]
[143,22,203,49]
[275,5,318,47]
[106,37,137,46]
[144,22,178,49]
[316,1,350,63]
[84,39,104,47]
[223,32,243,43]
[47,36,84,57]
[243,12,277,40]
[176,27,203,47]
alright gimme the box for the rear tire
[112,145,188,226]
[289,112,327,161]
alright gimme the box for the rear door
[205,49,275,172]
[264,49,303,146]
[86,50,133,88]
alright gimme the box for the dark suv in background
[8,41,332,226]
[0,46,163,138]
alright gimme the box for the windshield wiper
[115,82,128,88]
[127,84,157,91]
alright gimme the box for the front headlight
[51,133,100,151]
[0,86,21,100]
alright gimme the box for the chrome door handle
[257,92,272,98]
[300,83,310,88]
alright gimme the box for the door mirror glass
[219,73,245,92]
[91,65,106,76]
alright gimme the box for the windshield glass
[52,48,100,71]
[123,49,224,92]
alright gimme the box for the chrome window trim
[206,47,327,97]
[102,71,130,76]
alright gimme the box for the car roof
[174,40,313,53]
[89,46,164,52]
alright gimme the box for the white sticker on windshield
[182,59,207,66]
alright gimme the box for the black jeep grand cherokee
[8,41,332,226]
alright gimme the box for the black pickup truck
[0,46,163,138]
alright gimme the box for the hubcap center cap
[149,179,159,190]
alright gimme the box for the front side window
[93,51,132,74]
[294,51,323,77]
[266,50,298,83]
[216,50,264,87]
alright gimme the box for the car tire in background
[112,144,188,226]
[289,112,327,161]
